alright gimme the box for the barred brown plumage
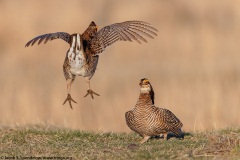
[125,78,183,144]
[25,21,157,109]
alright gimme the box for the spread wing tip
[130,20,158,32]
[25,42,31,47]
[25,39,39,47]
[25,32,70,48]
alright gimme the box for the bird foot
[84,89,100,99]
[63,94,77,109]
[140,136,150,144]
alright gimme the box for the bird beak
[143,79,149,83]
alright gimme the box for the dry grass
[0,0,240,132]
[0,126,239,159]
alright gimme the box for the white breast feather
[140,87,151,93]
[68,34,86,76]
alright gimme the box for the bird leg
[63,79,77,109]
[140,135,150,144]
[163,133,169,140]
[84,77,100,99]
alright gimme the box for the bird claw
[63,94,77,109]
[84,89,100,99]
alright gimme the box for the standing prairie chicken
[125,78,183,144]
[25,21,158,109]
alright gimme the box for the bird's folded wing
[164,109,183,128]
[25,32,71,47]
[89,21,158,55]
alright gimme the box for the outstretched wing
[25,32,71,47]
[89,21,158,55]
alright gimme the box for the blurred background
[0,0,240,132]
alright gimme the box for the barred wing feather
[25,32,71,47]
[90,21,158,55]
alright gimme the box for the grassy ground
[0,126,239,160]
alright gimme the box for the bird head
[139,78,151,90]
[139,78,155,104]
[82,21,98,40]
[89,21,98,32]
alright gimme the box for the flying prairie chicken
[125,78,184,144]
[25,21,158,109]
